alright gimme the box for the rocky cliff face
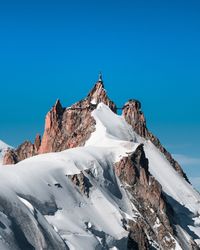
[38,98,95,154]
[115,144,176,249]
[122,100,147,138]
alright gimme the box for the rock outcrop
[69,171,92,198]
[127,221,149,250]
[3,149,18,165]
[115,144,176,249]
[122,99,189,182]
[3,137,41,165]
[123,100,147,138]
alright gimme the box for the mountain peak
[2,78,189,183]
[87,81,116,112]
[1,78,200,248]
[53,99,64,115]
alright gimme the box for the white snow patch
[18,196,35,215]
[90,98,97,105]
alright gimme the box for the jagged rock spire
[87,75,116,112]
[122,99,190,183]
[53,99,64,115]
[123,99,147,138]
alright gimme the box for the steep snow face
[144,142,200,246]
[0,103,199,249]
[0,147,134,249]
[0,140,12,164]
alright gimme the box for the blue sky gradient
[0,0,199,182]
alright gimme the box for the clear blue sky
[0,0,199,183]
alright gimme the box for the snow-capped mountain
[0,140,11,164]
[0,80,200,249]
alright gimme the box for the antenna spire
[98,72,103,83]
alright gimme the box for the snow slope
[0,103,199,249]
[0,148,134,249]
[144,142,200,246]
